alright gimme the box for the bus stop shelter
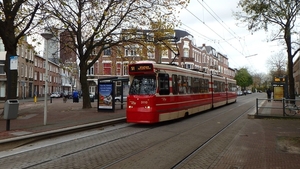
[97,77,129,112]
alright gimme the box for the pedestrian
[267,88,272,102]
[73,90,79,103]
[63,94,68,103]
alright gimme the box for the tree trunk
[5,51,18,100]
[80,63,92,109]
[286,29,295,100]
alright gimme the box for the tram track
[171,104,255,169]
[0,95,261,169]
[99,98,260,169]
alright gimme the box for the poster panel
[10,56,18,70]
[274,86,284,101]
[98,82,115,111]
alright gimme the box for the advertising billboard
[98,82,115,111]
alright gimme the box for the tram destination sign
[129,64,153,73]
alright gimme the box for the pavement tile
[0,97,126,140]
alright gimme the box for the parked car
[237,91,243,96]
[247,90,252,94]
[114,95,127,102]
[67,92,73,99]
[89,93,95,102]
[50,92,61,98]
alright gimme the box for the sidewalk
[0,98,126,141]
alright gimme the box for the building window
[147,46,155,59]
[123,63,128,75]
[125,46,137,56]
[40,73,43,81]
[92,49,97,55]
[130,49,136,56]
[0,60,5,74]
[183,64,193,69]
[116,63,121,75]
[88,65,94,75]
[147,33,154,42]
[0,39,4,51]
[161,50,168,58]
[21,64,24,77]
[89,86,96,94]
[25,65,28,77]
[34,72,37,80]
[103,63,111,75]
[183,48,189,57]
[125,49,129,56]
[103,48,111,55]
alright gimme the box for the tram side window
[214,81,225,92]
[192,78,200,93]
[187,76,192,94]
[158,73,170,95]
[172,74,178,94]
[221,82,225,92]
[200,78,209,93]
[178,75,186,94]
[214,81,219,92]
[228,83,237,92]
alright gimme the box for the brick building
[86,29,236,95]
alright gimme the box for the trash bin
[3,99,19,120]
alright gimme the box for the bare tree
[40,0,188,109]
[251,72,264,91]
[0,0,41,99]
[266,52,287,77]
[235,0,300,100]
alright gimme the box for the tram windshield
[129,75,156,95]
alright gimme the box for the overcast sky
[176,0,283,74]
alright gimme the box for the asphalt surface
[0,96,299,168]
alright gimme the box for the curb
[0,117,126,151]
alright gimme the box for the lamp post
[41,32,53,125]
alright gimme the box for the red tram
[126,61,237,123]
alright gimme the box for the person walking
[267,88,272,102]
[72,90,79,103]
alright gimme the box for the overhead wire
[178,1,260,69]
[183,7,244,56]
[181,7,245,68]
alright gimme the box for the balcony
[210,65,218,70]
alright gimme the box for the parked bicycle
[284,103,300,116]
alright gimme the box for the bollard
[50,97,52,103]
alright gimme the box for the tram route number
[129,64,153,72]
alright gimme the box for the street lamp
[41,32,53,125]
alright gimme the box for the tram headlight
[128,105,133,108]
[144,106,151,109]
